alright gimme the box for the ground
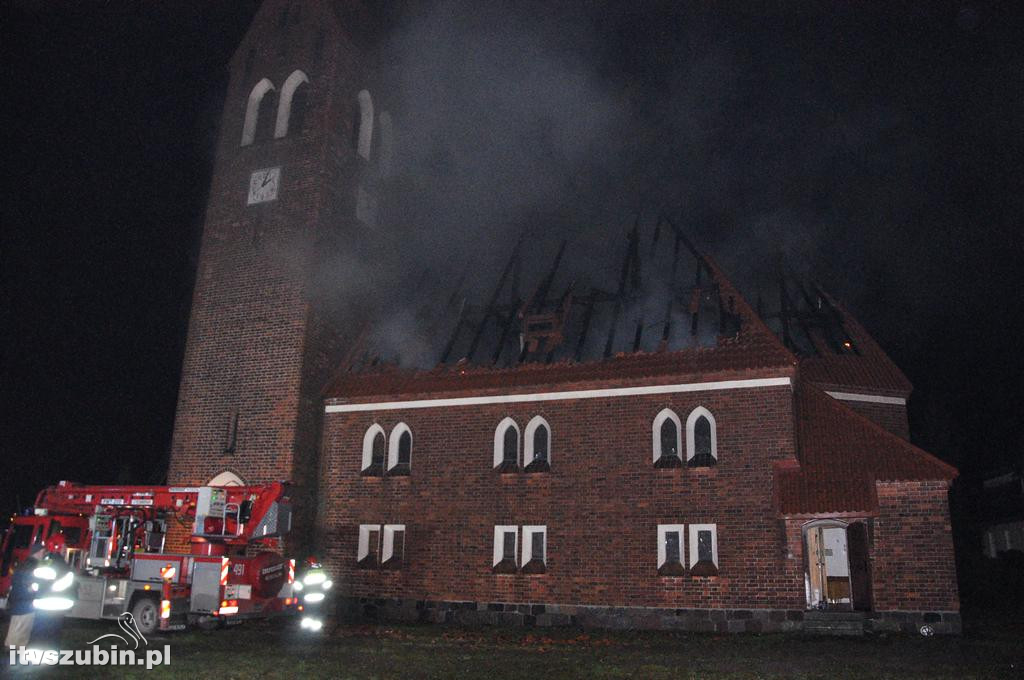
[4,613,1021,678]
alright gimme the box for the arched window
[355,89,374,160]
[686,407,718,466]
[652,408,682,468]
[523,416,551,472]
[493,417,519,472]
[256,89,278,142]
[361,424,386,475]
[388,422,412,475]
[274,70,310,139]
[241,78,276,146]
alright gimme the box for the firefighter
[29,535,75,651]
[3,543,46,651]
[293,556,332,632]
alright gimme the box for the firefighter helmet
[45,534,66,554]
[305,555,321,568]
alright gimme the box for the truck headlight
[52,572,74,592]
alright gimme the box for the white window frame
[493,417,520,468]
[358,524,381,562]
[387,422,412,471]
[685,406,718,462]
[523,415,551,467]
[657,524,685,568]
[382,524,405,563]
[493,525,518,567]
[361,423,386,471]
[521,525,547,567]
[688,523,718,568]
[241,78,275,146]
[652,408,682,462]
[274,69,310,138]
[356,89,374,160]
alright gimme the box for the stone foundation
[337,597,960,635]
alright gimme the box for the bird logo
[86,612,149,649]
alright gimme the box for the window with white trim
[274,69,310,138]
[361,424,386,476]
[382,524,405,569]
[387,423,412,475]
[357,524,381,567]
[686,407,717,467]
[657,524,685,576]
[521,525,547,574]
[241,78,276,146]
[523,416,551,473]
[689,523,719,576]
[492,525,518,573]
[493,417,520,473]
[652,408,682,468]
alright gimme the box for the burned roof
[325,215,910,399]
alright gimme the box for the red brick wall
[840,400,910,439]
[871,481,959,611]
[318,383,806,609]
[167,0,369,553]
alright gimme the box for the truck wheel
[131,597,159,636]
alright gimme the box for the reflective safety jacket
[31,554,76,613]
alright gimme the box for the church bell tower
[167,0,385,551]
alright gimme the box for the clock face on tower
[247,167,280,205]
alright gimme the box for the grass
[6,613,1021,679]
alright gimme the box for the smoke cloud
[329,2,953,368]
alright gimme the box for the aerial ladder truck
[0,481,310,634]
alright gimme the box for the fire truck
[0,481,304,634]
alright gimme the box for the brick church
[167,1,961,633]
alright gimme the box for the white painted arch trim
[274,69,310,139]
[493,417,519,468]
[356,89,374,160]
[521,525,547,566]
[361,423,385,471]
[241,78,275,146]
[358,524,379,562]
[326,377,792,414]
[493,525,518,566]
[382,524,405,563]
[657,524,685,568]
[387,422,412,471]
[523,415,551,466]
[207,471,245,487]
[652,408,682,463]
[685,406,718,461]
[688,523,718,568]
[825,391,906,405]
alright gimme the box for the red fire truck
[0,481,303,634]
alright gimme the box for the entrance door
[805,522,853,609]
[847,521,873,611]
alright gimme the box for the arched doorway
[803,520,852,610]
[207,470,245,487]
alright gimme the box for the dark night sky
[2,1,1022,521]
